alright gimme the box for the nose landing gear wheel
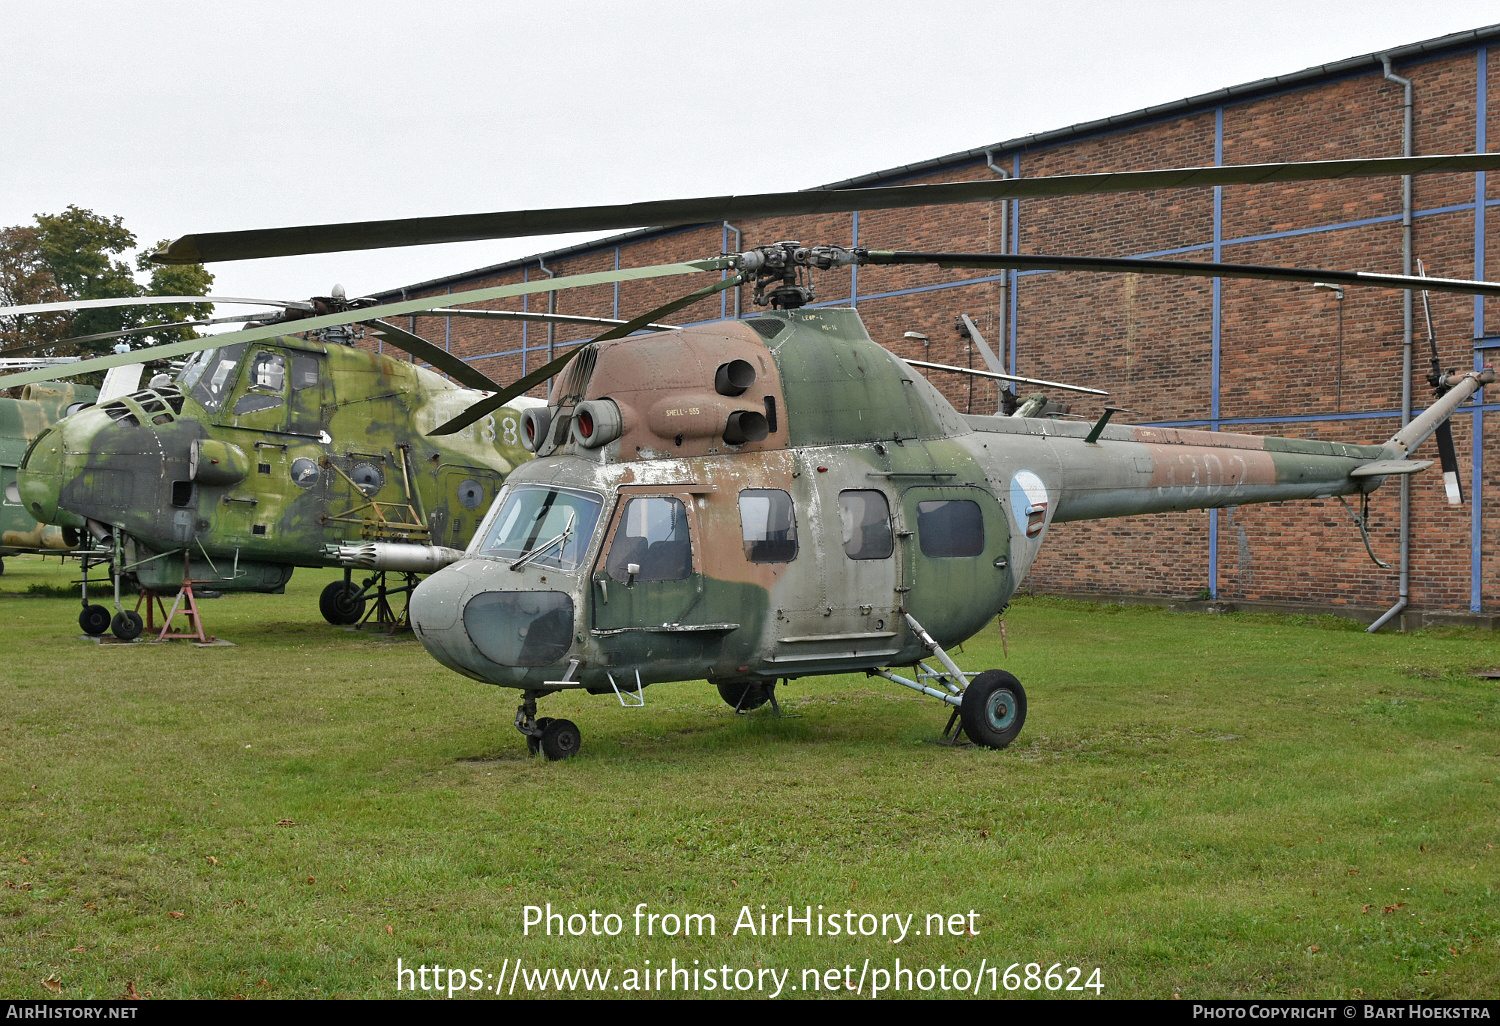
[319,580,366,626]
[79,604,111,636]
[538,718,581,761]
[959,670,1027,749]
[110,610,144,641]
[525,717,555,756]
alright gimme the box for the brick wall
[382,43,1498,614]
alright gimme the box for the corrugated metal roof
[381,22,1500,297]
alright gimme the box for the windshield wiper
[509,509,577,572]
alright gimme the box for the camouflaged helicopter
[8,291,548,639]
[1,376,96,571]
[4,153,1499,753]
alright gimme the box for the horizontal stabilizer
[1349,459,1432,478]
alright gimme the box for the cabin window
[607,495,692,582]
[916,499,984,557]
[234,394,284,415]
[738,488,797,563]
[290,458,320,488]
[839,490,894,559]
[291,355,320,391]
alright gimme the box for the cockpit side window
[185,343,247,412]
[249,352,286,391]
[474,484,602,571]
[607,495,692,582]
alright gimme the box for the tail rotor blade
[1434,419,1464,506]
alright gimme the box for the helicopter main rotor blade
[0,313,277,359]
[363,320,502,392]
[418,308,679,332]
[427,272,746,437]
[0,295,311,318]
[861,251,1500,298]
[152,155,1500,264]
[0,259,728,393]
[903,358,1109,396]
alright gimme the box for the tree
[0,225,72,352]
[0,206,214,358]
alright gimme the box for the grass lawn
[0,552,1496,999]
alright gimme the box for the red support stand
[133,590,170,633]
[151,551,216,644]
[155,582,214,643]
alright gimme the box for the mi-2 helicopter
[3,153,1497,749]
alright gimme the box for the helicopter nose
[16,423,64,525]
[411,562,576,680]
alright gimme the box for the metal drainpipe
[723,221,743,318]
[984,149,1010,380]
[538,256,557,400]
[1369,55,1414,634]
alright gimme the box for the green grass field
[0,553,1496,1000]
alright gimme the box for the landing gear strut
[869,612,1028,749]
[78,553,111,635]
[515,690,581,761]
[320,569,420,630]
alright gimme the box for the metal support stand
[133,589,170,632]
[358,570,419,632]
[154,551,214,643]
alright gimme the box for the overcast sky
[3,1,1498,314]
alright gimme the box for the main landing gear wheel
[960,670,1027,749]
[539,719,581,761]
[716,681,772,712]
[110,610,144,641]
[79,604,111,636]
[525,717,555,756]
[319,580,366,626]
